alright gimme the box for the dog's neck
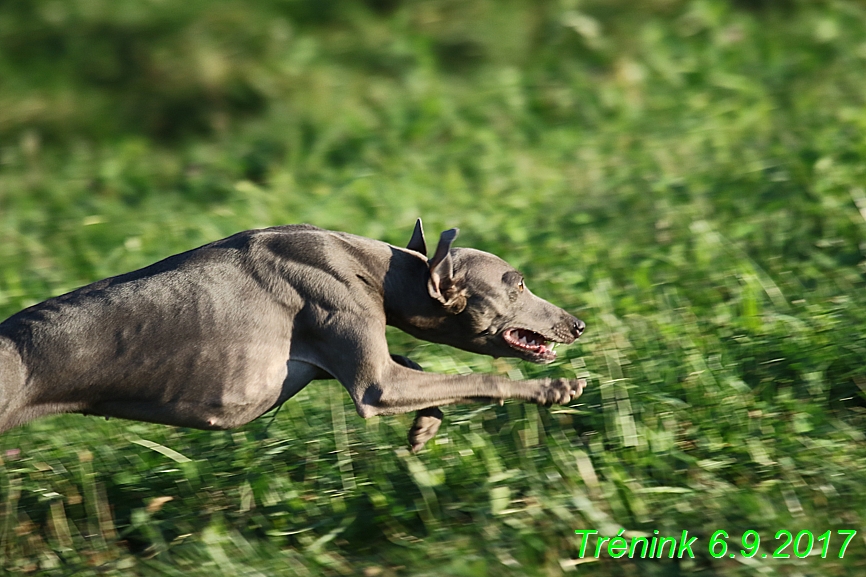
[382,247,451,336]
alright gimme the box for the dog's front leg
[347,360,585,418]
[390,354,443,453]
[320,327,584,431]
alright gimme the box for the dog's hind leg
[0,337,32,434]
[390,355,443,453]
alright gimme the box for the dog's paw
[408,407,444,453]
[537,378,586,406]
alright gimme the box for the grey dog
[0,220,586,451]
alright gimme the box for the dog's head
[405,220,585,364]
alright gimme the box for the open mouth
[502,328,558,363]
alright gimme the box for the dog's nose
[572,318,585,337]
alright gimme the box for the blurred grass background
[2,0,866,574]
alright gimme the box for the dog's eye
[518,279,525,293]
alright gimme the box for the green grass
[2,0,866,574]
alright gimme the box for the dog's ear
[428,228,466,314]
[407,218,427,256]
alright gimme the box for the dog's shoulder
[256,224,324,235]
[205,224,330,254]
[233,225,385,253]
[215,224,324,245]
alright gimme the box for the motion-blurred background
[1,0,865,574]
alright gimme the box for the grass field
[2,0,866,574]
